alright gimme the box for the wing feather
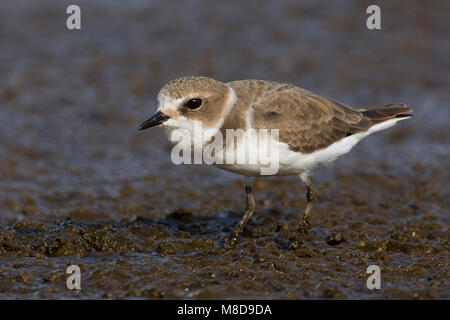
[248,84,370,153]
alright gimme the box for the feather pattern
[226,80,411,154]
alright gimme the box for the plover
[138,76,413,249]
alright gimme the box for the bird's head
[138,77,236,140]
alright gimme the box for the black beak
[138,111,170,130]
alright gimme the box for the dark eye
[184,98,202,110]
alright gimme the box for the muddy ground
[0,1,448,299]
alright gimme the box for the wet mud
[0,1,448,299]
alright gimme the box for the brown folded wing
[251,84,372,154]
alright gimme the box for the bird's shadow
[127,209,238,236]
[125,208,295,250]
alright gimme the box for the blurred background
[0,0,448,299]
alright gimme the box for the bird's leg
[290,173,317,249]
[225,176,256,249]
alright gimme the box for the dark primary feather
[362,104,413,124]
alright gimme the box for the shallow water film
[0,1,448,299]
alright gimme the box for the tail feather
[362,103,413,125]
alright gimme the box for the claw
[289,221,311,250]
[225,233,238,250]
[289,238,302,250]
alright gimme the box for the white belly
[214,118,405,176]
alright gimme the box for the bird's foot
[224,229,240,250]
[289,220,311,250]
[288,238,302,250]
